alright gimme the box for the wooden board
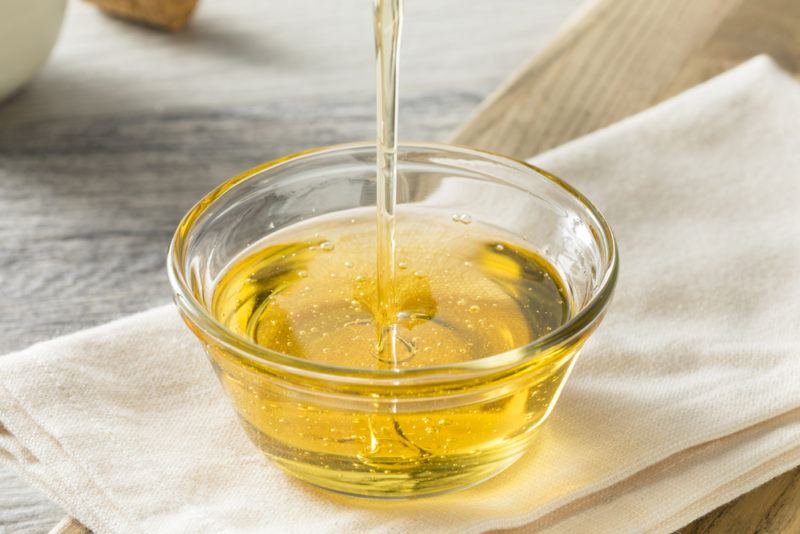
[39,0,800,531]
[452,0,800,532]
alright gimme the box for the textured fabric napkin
[1,55,799,534]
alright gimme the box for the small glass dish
[168,142,617,498]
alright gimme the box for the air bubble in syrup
[452,213,473,224]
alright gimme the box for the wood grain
[660,0,800,99]
[85,0,199,31]
[679,469,800,534]
[49,517,90,534]
[452,0,800,531]
[1,0,583,124]
[452,0,742,156]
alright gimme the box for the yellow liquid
[206,210,581,497]
[373,0,402,362]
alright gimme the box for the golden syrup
[213,212,569,368]
[373,0,403,362]
[207,210,579,497]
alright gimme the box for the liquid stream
[374,0,403,364]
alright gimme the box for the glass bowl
[167,142,617,498]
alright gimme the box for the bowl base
[240,415,537,499]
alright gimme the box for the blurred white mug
[0,0,66,102]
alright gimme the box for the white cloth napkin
[1,55,799,534]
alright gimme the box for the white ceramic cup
[0,0,67,102]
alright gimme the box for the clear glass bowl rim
[167,141,618,383]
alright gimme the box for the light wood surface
[49,517,90,534]
[454,0,800,154]
[452,0,800,531]
[0,1,583,532]
[3,0,800,531]
[84,0,199,31]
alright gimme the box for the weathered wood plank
[49,517,91,534]
[679,468,800,534]
[661,0,800,99]
[452,0,743,157]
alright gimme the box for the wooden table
[2,0,799,532]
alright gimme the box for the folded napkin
[2,55,799,534]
